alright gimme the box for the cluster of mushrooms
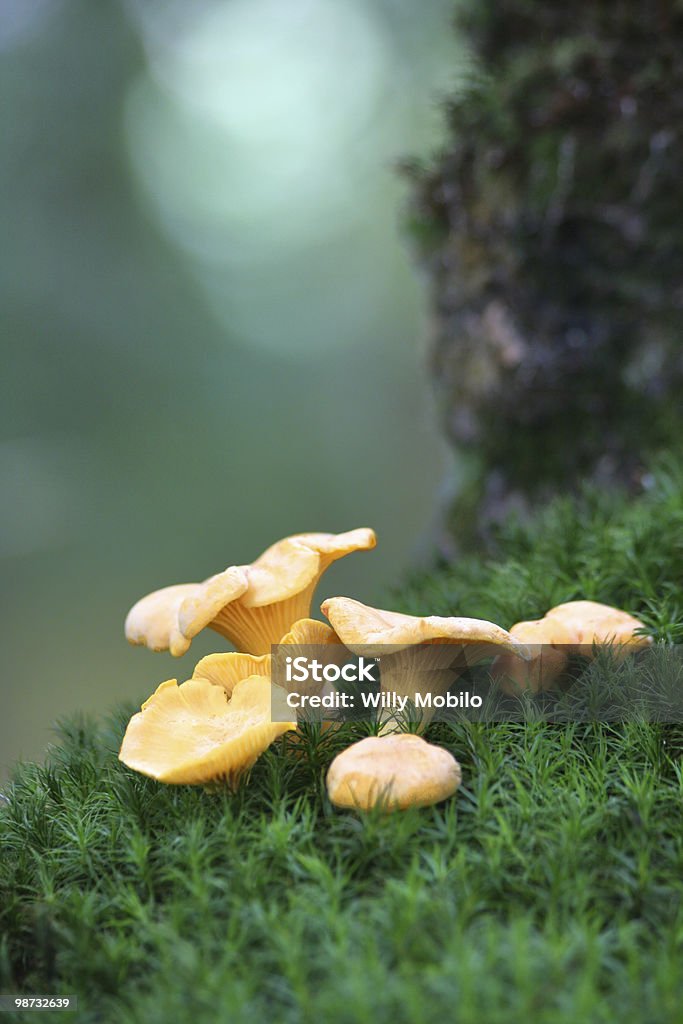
[119,527,651,812]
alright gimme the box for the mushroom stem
[376,643,471,733]
[209,584,316,654]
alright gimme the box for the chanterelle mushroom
[321,597,528,655]
[190,650,271,694]
[277,617,343,649]
[190,620,342,695]
[125,528,376,657]
[271,617,348,728]
[119,672,295,786]
[492,617,576,694]
[543,600,651,655]
[321,596,529,728]
[275,617,346,695]
[493,600,651,693]
[326,734,461,811]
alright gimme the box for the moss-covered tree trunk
[406,0,683,539]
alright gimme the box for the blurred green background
[1,0,464,777]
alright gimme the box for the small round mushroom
[326,734,461,811]
[321,596,529,729]
[119,675,295,787]
[125,528,376,658]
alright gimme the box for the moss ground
[3,462,683,1023]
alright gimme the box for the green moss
[3,466,683,1022]
[396,455,683,641]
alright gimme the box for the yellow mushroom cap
[191,651,271,695]
[275,616,347,688]
[177,567,250,639]
[543,600,651,651]
[321,596,529,659]
[326,734,461,811]
[493,601,651,692]
[271,617,348,734]
[124,583,200,657]
[119,675,295,786]
[241,529,376,608]
[125,569,248,657]
[125,528,376,657]
[278,617,343,647]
